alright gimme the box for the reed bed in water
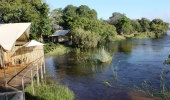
[94,47,112,63]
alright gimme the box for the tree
[116,17,133,35]
[108,12,126,25]
[0,0,22,23]
[150,18,169,37]
[50,8,63,29]
[61,5,78,29]
[131,19,142,32]
[139,18,151,32]
[76,5,97,20]
[0,0,53,42]
[71,28,101,48]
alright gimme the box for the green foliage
[139,18,151,32]
[50,8,63,26]
[61,5,78,29]
[116,17,133,35]
[0,0,53,41]
[25,81,75,100]
[98,21,117,42]
[155,92,170,100]
[46,43,71,55]
[44,42,59,54]
[108,12,126,25]
[61,5,98,29]
[72,28,101,48]
[133,32,156,39]
[150,18,169,38]
[69,17,117,43]
[131,19,142,32]
[76,5,97,20]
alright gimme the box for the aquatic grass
[134,80,155,97]
[25,81,75,100]
[134,67,170,100]
[94,47,112,63]
[102,81,112,87]
[155,92,170,100]
[110,61,119,81]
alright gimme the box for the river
[45,31,170,100]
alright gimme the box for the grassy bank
[44,43,71,55]
[121,32,156,39]
[25,81,75,100]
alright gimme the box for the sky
[46,0,170,24]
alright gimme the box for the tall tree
[116,17,133,35]
[61,5,77,29]
[76,5,97,20]
[0,0,22,23]
[150,18,169,37]
[131,19,142,32]
[50,8,63,29]
[108,12,126,25]
[0,0,53,41]
[139,18,151,32]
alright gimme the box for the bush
[72,28,101,48]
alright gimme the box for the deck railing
[21,56,45,100]
[0,56,45,100]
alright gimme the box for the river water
[45,31,170,100]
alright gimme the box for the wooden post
[40,64,43,80]
[43,61,46,74]
[31,70,34,95]
[1,47,7,87]
[22,78,25,100]
[36,65,39,86]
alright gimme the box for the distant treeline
[0,1,169,48]
[51,5,169,48]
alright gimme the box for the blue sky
[46,0,170,23]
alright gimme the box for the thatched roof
[0,23,31,51]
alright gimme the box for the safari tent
[0,23,31,67]
[0,23,45,89]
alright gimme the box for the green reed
[25,81,75,100]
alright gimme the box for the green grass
[155,92,170,100]
[132,32,156,39]
[25,81,75,100]
[46,44,71,56]
[112,35,126,41]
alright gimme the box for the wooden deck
[0,57,44,93]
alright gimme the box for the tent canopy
[23,40,44,47]
[0,23,31,51]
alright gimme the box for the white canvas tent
[0,23,31,51]
[23,40,44,47]
[0,23,31,86]
[23,40,44,61]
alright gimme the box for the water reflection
[49,55,110,77]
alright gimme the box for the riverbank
[25,80,75,100]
